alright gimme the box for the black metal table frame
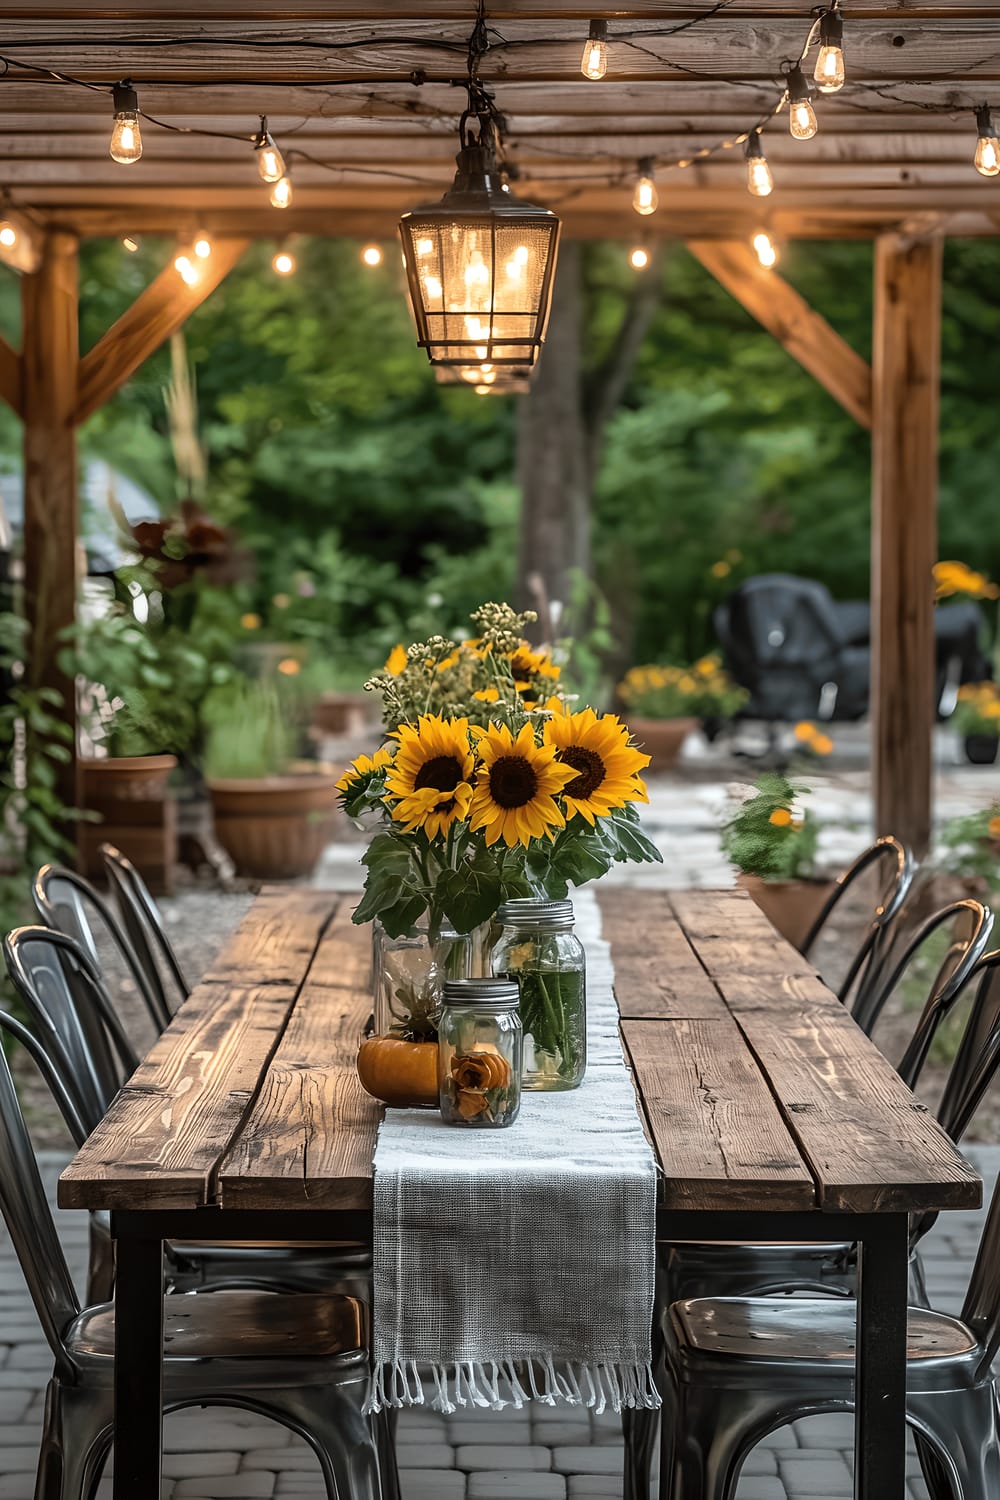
[108,1204,911,1500]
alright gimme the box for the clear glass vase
[372,921,473,1040]
[489,898,586,1091]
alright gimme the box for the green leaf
[436,854,503,934]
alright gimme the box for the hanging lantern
[399,118,560,368]
[435,361,535,395]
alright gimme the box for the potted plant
[721,772,834,948]
[952,682,1000,765]
[202,677,340,880]
[617,655,747,769]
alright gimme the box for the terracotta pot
[628,716,697,773]
[312,692,373,737]
[737,872,837,950]
[79,754,177,894]
[206,769,339,880]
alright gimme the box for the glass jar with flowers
[721,772,833,948]
[341,601,662,1104]
[617,655,747,768]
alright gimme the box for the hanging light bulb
[629,245,650,270]
[974,104,1000,177]
[632,157,658,216]
[270,173,293,209]
[581,19,609,80]
[121,233,142,253]
[399,117,560,370]
[254,117,285,183]
[813,8,845,93]
[745,129,774,197]
[752,230,779,268]
[786,64,819,140]
[174,253,199,287]
[0,208,40,274]
[272,249,296,275]
[109,81,143,164]
[362,244,383,266]
[193,231,212,259]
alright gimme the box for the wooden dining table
[58,883,982,1500]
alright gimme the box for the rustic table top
[58,885,981,1218]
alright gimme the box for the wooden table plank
[58,889,336,1211]
[597,889,727,1019]
[621,1017,815,1210]
[217,904,380,1211]
[668,888,821,978]
[200,886,337,987]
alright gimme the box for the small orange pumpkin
[357,1035,439,1108]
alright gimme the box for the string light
[752,229,779,268]
[121,233,141,253]
[174,252,199,286]
[254,117,285,183]
[109,81,143,164]
[745,130,774,196]
[270,172,293,208]
[785,64,819,140]
[813,7,846,93]
[632,157,658,216]
[0,209,40,274]
[974,104,1000,177]
[362,244,383,266]
[581,20,609,81]
[272,248,296,274]
[193,231,212,259]
[629,245,650,269]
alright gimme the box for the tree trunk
[515,241,589,634]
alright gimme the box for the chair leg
[34,1381,114,1500]
[249,1376,383,1500]
[909,1385,1000,1500]
[622,1406,656,1500]
[660,1375,793,1500]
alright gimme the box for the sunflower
[385,714,475,838]
[336,746,394,796]
[384,644,408,675]
[469,721,576,847]
[543,709,651,824]
[507,643,560,689]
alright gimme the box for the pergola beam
[75,237,250,425]
[686,239,873,429]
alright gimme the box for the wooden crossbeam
[75,238,250,426]
[0,335,23,417]
[686,239,873,429]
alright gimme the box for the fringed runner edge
[365,1358,661,1416]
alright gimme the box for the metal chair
[0,1039,386,1500]
[3,927,372,1305]
[797,834,913,1006]
[99,842,189,1019]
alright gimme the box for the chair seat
[671,1296,977,1367]
[68,1289,367,1365]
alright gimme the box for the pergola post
[22,229,80,818]
[871,232,943,858]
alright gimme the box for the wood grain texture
[58,890,335,1211]
[0,334,22,417]
[598,888,727,1019]
[621,1018,815,1210]
[218,904,381,1210]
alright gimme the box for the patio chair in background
[798,833,913,998]
[0,1038,386,1500]
[99,842,189,1018]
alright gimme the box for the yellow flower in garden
[508,643,560,684]
[794,722,817,743]
[277,657,300,676]
[711,560,731,579]
[436,651,459,672]
[811,733,834,754]
[695,656,717,677]
[386,715,475,839]
[469,721,575,847]
[989,817,1000,840]
[336,746,394,795]
[272,593,291,609]
[473,686,500,703]
[385,644,408,676]
[984,702,1000,720]
[769,808,792,827]
[543,708,651,825]
[241,612,261,630]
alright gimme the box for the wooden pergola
[1,0,992,854]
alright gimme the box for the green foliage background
[0,234,996,675]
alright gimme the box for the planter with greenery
[203,678,339,880]
[617,655,747,769]
[721,772,834,948]
[951,682,1000,765]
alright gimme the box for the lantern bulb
[789,100,819,140]
[975,107,1000,176]
[270,175,293,209]
[174,254,199,287]
[362,244,382,266]
[0,226,16,249]
[272,250,295,275]
[122,233,141,253]
[581,19,609,80]
[110,83,142,164]
[745,132,774,197]
[193,233,212,259]
[752,230,778,268]
[632,174,658,216]
[255,120,285,183]
[629,246,649,269]
[814,44,845,92]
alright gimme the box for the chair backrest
[4,927,139,1135]
[0,1007,89,1147]
[33,864,171,1034]
[851,897,993,1041]
[0,1040,80,1377]
[100,843,189,1019]
[799,836,913,997]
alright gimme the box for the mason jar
[372,921,473,1040]
[490,898,586,1091]
[438,978,522,1128]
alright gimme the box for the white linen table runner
[367,886,661,1415]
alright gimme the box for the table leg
[113,1228,164,1499]
[854,1212,909,1500]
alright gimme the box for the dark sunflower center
[414,755,463,794]
[560,746,606,800]
[488,754,539,809]
[510,653,533,679]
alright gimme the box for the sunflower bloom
[543,709,651,824]
[469,722,575,847]
[385,644,408,675]
[508,643,560,684]
[385,714,475,838]
[336,746,394,796]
